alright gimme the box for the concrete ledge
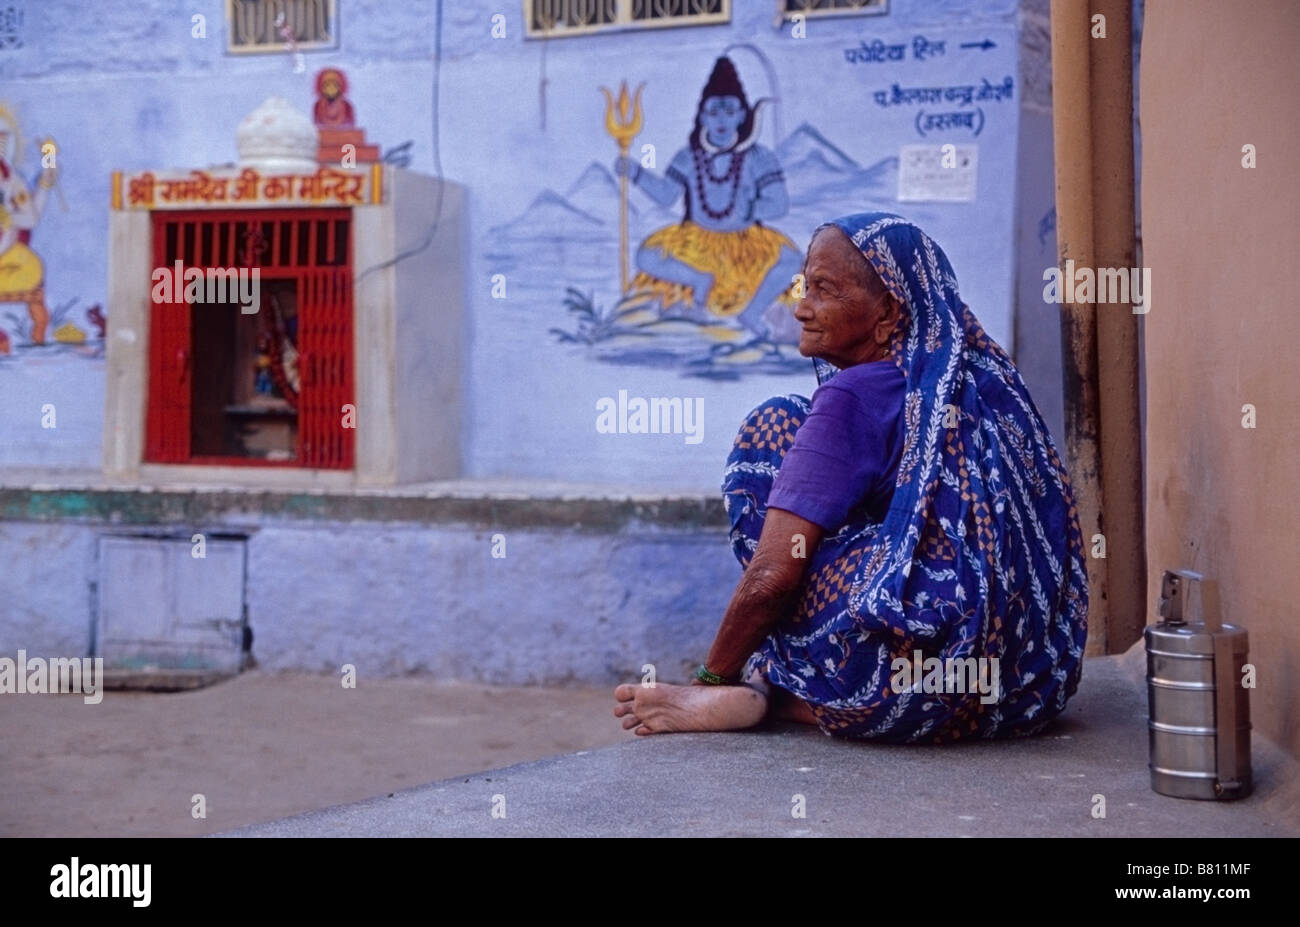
[0,473,724,530]
[220,653,1300,838]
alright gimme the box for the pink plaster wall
[1140,0,1300,758]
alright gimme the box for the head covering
[315,67,347,98]
[814,211,1089,739]
[701,56,746,101]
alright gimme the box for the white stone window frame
[781,0,889,21]
[225,0,340,55]
[524,0,731,39]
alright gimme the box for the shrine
[103,95,464,485]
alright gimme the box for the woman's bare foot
[612,682,768,735]
[771,685,820,726]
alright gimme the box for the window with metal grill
[226,0,337,54]
[782,0,888,20]
[526,0,729,38]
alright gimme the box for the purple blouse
[767,359,907,530]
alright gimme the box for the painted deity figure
[615,57,801,339]
[313,68,355,127]
[0,106,55,347]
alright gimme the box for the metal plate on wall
[95,535,247,685]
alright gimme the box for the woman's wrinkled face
[794,226,900,368]
[701,95,744,146]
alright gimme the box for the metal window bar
[145,215,193,463]
[526,0,728,38]
[781,0,888,19]
[225,0,337,54]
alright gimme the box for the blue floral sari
[722,212,1089,743]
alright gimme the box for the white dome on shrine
[236,97,318,172]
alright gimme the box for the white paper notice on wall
[897,144,978,202]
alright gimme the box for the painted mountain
[489,122,900,247]
[487,121,933,376]
[563,161,664,222]
[776,122,863,197]
[490,190,608,245]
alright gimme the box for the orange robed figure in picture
[313,68,355,128]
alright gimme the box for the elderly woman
[614,212,1089,743]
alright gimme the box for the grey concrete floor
[225,647,1300,837]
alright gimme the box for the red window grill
[145,209,355,469]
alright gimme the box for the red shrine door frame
[145,208,355,470]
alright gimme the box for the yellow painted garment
[0,241,43,293]
[629,221,798,317]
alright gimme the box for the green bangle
[695,664,732,685]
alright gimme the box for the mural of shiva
[614,56,802,345]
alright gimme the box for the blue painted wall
[0,0,1048,491]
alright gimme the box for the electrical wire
[356,0,444,282]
